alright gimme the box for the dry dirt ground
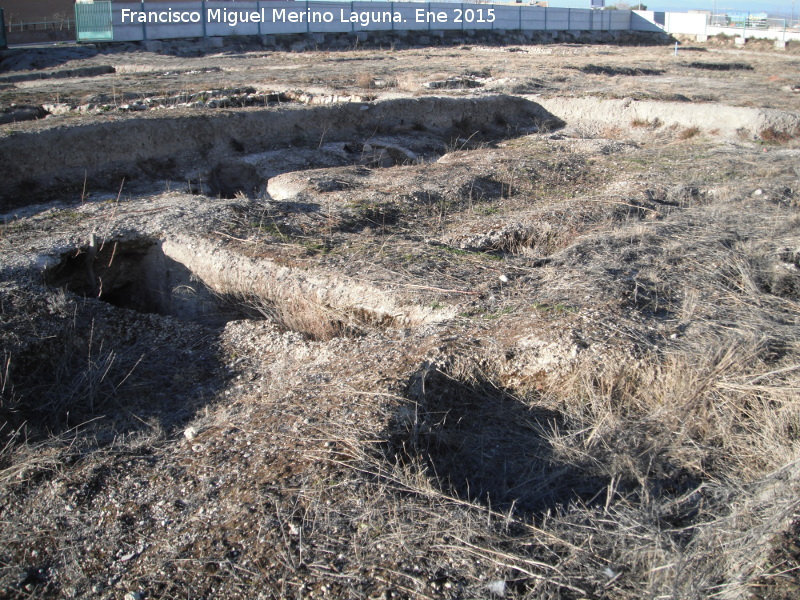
[1,34,800,600]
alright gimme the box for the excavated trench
[45,238,243,328]
[45,235,441,339]
[3,93,799,210]
[19,92,800,349]
[0,95,556,209]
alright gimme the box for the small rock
[124,592,143,600]
[184,427,197,441]
[42,102,73,115]
[486,579,505,596]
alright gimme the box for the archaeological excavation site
[1,31,800,600]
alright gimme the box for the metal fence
[4,19,75,33]
[767,18,800,32]
[710,13,800,31]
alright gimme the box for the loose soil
[1,35,800,600]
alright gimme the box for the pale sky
[643,1,798,17]
[545,1,797,18]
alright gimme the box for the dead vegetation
[2,40,800,600]
[760,126,800,145]
[362,334,800,599]
[678,125,702,140]
[631,117,662,129]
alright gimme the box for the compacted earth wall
[0,95,554,209]
[4,92,800,211]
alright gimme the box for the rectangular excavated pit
[46,238,243,328]
[45,237,436,339]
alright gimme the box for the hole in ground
[572,65,665,76]
[45,237,389,339]
[688,61,753,71]
[46,238,244,328]
[388,367,611,516]
[209,160,263,199]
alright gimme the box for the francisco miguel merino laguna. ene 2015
[120,6,497,27]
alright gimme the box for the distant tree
[52,12,70,30]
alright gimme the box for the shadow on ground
[387,365,612,517]
[0,266,230,444]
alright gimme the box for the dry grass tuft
[395,72,422,93]
[217,272,411,340]
[631,117,662,129]
[349,332,800,599]
[223,280,363,340]
[760,126,800,145]
[678,125,702,140]
[355,71,376,89]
